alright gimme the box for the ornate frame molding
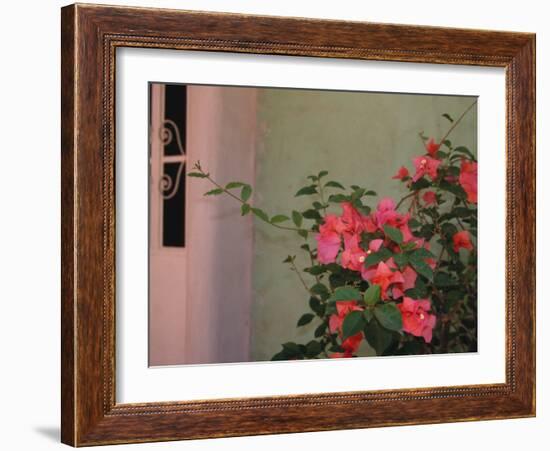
[61,4,535,446]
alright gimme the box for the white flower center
[358,256,365,263]
[419,313,425,320]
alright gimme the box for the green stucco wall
[251,88,477,361]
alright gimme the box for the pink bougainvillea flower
[374,198,414,243]
[362,214,378,233]
[391,212,414,243]
[360,239,384,280]
[374,197,397,227]
[368,238,384,253]
[422,190,437,206]
[341,332,363,354]
[398,297,436,343]
[341,234,367,272]
[453,230,474,252]
[412,155,441,182]
[329,331,363,358]
[369,261,405,300]
[459,160,478,203]
[316,214,341,264]
[391,265,418,299]
[338,202,366,235]
[425,138,440,157]
[392,166,410,180]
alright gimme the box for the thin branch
[289,258,312,295]
[395,191,416,210]
[438,100,478,147]
[194,163,312,235]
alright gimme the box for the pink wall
[149,85,257,365]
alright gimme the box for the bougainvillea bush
[189,106,478,359]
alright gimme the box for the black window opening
[158,84,187,248]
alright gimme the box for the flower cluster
[316,198,439,352]
[191,106,478,359]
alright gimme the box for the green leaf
[328,286,362,303]
[305,340,323,358]
[454,146,476,161]
[452,207,474,217]
[439,180,467,199]
[271,214,290,224]
[342,311,366,339]
[383,225,403,244]
[364,248,392,267]
[441,222,459,237]
[363,285,381,306]
[251,208,269,223]
[282,342,302,356]
[363,309,373,323]
[271,351,288,361]
[442,113,454,123]
[400,242,418,252]
[297,313,315,327]
[314,323,327,338]
[312,201,325,210]
[225,181,245,189]
[447,165,460,177]
[311,283,330,296]
[241,203,251,216]
[318,170,329,179]
[374,303,403,331]
[188,172,208,178]
[297,229,308,239]
[409,258,434,280]
[358,205,372,216]
[282,255,294,263]
[295,185,317,196]
[351,187,366,200]
[306,265,326,276]
[410,248,434,259]
[411,178,431,190]
[434,272,455,288]
[364,319,394,356]
[393,253,409,269]
[292,210,303,228]
[324,181,345,190]
[205,188,223,196]
[302,209,322,221]
[309,297,325,316]
[328,194,349,203]
[241,185,252,202]
[445,290,465,310]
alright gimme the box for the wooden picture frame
[61,3,535,446]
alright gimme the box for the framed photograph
[61,3,536,446]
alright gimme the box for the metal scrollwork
[158,119,186,200]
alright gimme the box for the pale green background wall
[251,89,477,361]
